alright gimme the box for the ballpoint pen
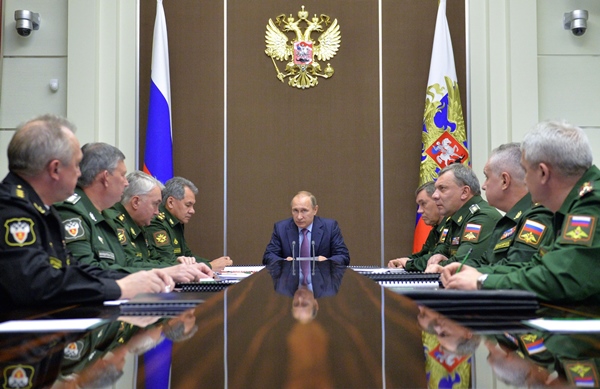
[456,248,473,273]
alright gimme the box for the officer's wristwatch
[476,274,488,290]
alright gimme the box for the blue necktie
[301,228,310,284]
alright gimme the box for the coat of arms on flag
[265,6,341,89]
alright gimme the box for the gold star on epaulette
[157,212,166,220]
[118,214,125,221]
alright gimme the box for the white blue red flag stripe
[143,0,173,184]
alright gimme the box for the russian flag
[143,2,173,388]
[571,216,592,227]
[143,0,173,184]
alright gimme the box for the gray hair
[121,171,164,204]
[162,176,198,203]
[438,163,481,196]
[522,120,593,177]
[415,181,436,197]
[8,114,77,177]
[78,142,126,187]
[292,191,318,208]
[488,142,525,182]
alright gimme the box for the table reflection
[2,268,600,388]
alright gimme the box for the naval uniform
[0,173,122,309]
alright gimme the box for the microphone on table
[311,240,316,275]
[291,240,296,276]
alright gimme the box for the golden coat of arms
[265,6,341,89]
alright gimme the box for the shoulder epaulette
[65,193,81,204]
[157,212,166,221]
[469,204,480,215]
[14,184,26,199]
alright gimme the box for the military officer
[0,114,174,309]
[145,177,233,272]
[105,170,165,266]
[467,143,554,267]
[442,120,600,303]
[388,181,447,269]
[56,145,211,281]
[409,163,501,271]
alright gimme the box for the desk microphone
[291,240,296,275]
[311,240,316,275]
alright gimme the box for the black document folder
[120,292,206,316]
[392,289,539,318]
[175,279,238,292]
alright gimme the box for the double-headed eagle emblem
[265,6,341,89]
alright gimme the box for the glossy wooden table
[165,268,426,388]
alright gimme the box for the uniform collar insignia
[89,212,97,222]
[514,211,522,219]
[579,181,594,197]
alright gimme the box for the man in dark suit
[263,191,350,292]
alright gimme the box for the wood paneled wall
[139,0,466,266]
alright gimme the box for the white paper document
[0,318,105,333]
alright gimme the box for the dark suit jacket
[262,216,350,267]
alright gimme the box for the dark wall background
[139,0,466,266]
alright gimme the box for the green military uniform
[104,202,172,269]
[480,165,600,303]
[468,193,554,267]
[55,187,135,273]
[492,331,600,387]
[145,204,211,267]
[408,195,501,271]
[404,222,448,271]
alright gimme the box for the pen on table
[456,248,473,273]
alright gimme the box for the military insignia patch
[117,228,127,245]
[462,223,482,242]
[500,226,516,240]
[520,334,546,355]
[560,215,597,246]
[438,228,449,243]
[564,360,598,387]
[64,341,84,360]
[493,240,511,251]
[157,212,166,220]
[63,218,85,241]
[3,364,35,389]
[153,231,170,246]
[4,218,36,247]
[516,219,547,247]
[451,236,460,245]
[579,182,594,197]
